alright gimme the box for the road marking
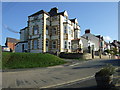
[69,63,80,66]
[40,75,94,88]
[40,67,120,88]
[47,65,63,69]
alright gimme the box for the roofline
[20,27,28,31]
[15,41,28,46]
[28,10,49,17]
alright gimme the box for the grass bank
[2,52,66,69]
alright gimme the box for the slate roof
[57,11,65,16]
[15,41,28,46]
[81,36,89,41]
[96,35,104,40]
[28,10,49,17]
[69,18,76,23]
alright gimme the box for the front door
[22,44,24,52]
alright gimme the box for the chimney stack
[49,7,58,16]
[85,29,90,34]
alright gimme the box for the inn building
[15,7,81,53]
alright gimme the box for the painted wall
[60,15,64,52]
[82,33,99,51]
[81,37,89,50]
[20,28,28,42]
[15,42,28,52]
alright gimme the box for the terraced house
[15,7,81,53]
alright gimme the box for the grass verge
[2,52,66,69]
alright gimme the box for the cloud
[103,36,112,41]
[3,24,19,33]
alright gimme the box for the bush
[104,49,111,54]
[96,64,116,76]
[2,52,66,69]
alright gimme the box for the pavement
[1,59,120,89]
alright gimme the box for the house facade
[82,29,105,52]
[5,37,19,52]
[15,7,81,53]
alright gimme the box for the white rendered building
[15,7,81,53]
[82,29,105,52]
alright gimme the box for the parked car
[2,46,10,52]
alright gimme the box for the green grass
[2,52,66,69]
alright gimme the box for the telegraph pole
[92,45,94,59]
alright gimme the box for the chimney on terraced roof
[85,29,90,34]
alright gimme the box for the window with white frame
[71,30,73,37]
[69,27,71,34]
[52,27,57,35]
[68,42,71,49]
[64,26,67,33]
[75,31,77,38]
[33,39,38,49]
[64,41,67,49]
[52,41,56,49]
[64,30,67,33]
[46,40,49,47]
[33,26,39,35]
[46,26,49,35]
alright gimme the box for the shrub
[96,64,116,76]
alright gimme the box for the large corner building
[15,7,81,53]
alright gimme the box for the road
[50,69,120,89]
[2,59,120,89]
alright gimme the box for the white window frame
[46,26,49,35]
[64,26,67,33]
[64,41,67,49]
[52,41,56,49]
[68,42,71,49]
[46,40,49,47]
[52,27,57,35]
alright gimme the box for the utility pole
[92,45,94,59]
